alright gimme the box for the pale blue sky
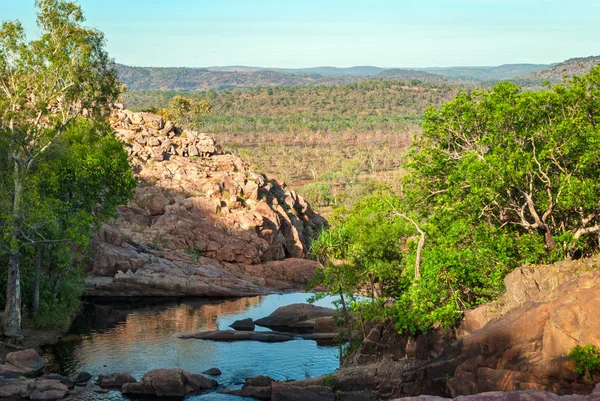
[2,0,598,68]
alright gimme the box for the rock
[180,330,295,342]
[255,303,337,332]
[271,382,335,401]
[230,318,255,331]
[202,368,221,376]
[121,369,217,397]
[38,374,74,389]
[29,379,69,400]
[86,108,327,299]
[74,371,92,385]
[337,390,376,401]
[390,391,590,401]
[0,378,31,398]
[335,257,600,400]
[218,376,275,400]
[0,349,45,377]
[96,372,137,388]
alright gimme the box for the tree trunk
[543,227,556,249]
[32,248,41,315]
[5,165,23,337]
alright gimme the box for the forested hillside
[522,55,600,81]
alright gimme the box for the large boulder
[121,369,217,397]
[255,303,337,333]
[0,349,45,377]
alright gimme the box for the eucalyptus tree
[0,0,120,336]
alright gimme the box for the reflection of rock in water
[72,297,264,338]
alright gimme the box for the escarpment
[85,105,326,297]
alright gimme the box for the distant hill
[519,56,600,82]
[115,64,459,91]
[115,64,360,91]
[376,69,461,84]
[207,66,387,76]
[416,64,550,81]
[115,57,599,91]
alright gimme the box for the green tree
[405,69,600,259]
[0,0,120,336]
[159,95,211,129]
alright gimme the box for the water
[43,293,341,400]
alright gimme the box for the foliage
[157,95,211,129]
[300,183,334,207]
[310,66,600,340]
[0,0,130,334]
[569,344,600,382]
[405,67,600,259]
[0,119,135,328]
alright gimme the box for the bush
[569,344,600,381]
[300,182,334,207]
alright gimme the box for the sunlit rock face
[86,106,326,297]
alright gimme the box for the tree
[405,68,600,259]
[159,95,211,129]
[0,0,120,336]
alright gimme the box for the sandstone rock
[96,372,137,388]
[121,369,217,397]
[230,318,255,331]
[255,303,337,332]
[29,379,69,400]
[336,258,600,400]
[271,382,335,401]
[180,330,295,342]
[0,349,45,377]
[0,378,31,398]
[38,374,73,389]
[87,109,327,299]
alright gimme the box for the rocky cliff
[315,257,600,399]
[85,106,326,297]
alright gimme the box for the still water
[43,293,341,400]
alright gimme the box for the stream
[43,293,341,400]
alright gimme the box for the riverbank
[0,316,64,362]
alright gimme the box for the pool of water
[43,293,341,400]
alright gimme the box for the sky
[2,0,599,69]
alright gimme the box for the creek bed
[43,293,341,400]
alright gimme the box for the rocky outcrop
[86,107,326,297]
[254,303,338,333]
[121,369,217,397]
[323,257,600,399]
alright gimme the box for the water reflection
[44,293,341,400]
